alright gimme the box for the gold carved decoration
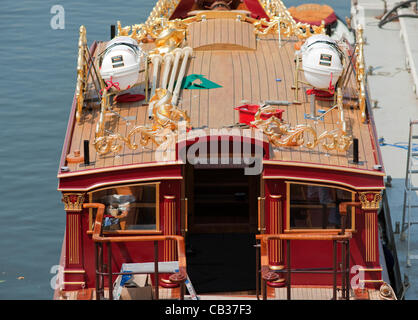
[255,0,325,39]
[251,89,352,152]
[253,14,325,40]
[355,25,367,123]
[62,193,85,212]
[152,27,186,55]
[116,0,324,54]
[118,19,187,56]
[93,88,191,156]
[359,192,382,211]
[75,26,88,123]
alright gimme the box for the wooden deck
[63,19,382,175]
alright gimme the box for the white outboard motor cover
[100,36,142,91]
[301,34,344,89]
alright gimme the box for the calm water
[0,0,350,299]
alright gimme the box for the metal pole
[145,57,149,103]
[154,241,159,300]
[346,240,350,300]
[332,240,337,300]
[101,243,105,299]
[341,241,346,300]
[255,242,260,300]
[262,278,267,300]
[108,242,113,300]
[95,243,100,300]
[287,240,291,300]
[180,282,185,300]
[401,121,413,238]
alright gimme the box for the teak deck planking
[64,19,381,175]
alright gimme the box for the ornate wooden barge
[55,0,397,300]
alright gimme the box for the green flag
[181,74,222,89]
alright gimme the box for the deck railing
[84,203,187,300]
[256,202,361,300]
[256,232,352,300]
[354,25,367,123]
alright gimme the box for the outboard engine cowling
[100,36,142,91]
[301,34,344,90]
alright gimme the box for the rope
[378,0,418,28]
[100,76,120,94]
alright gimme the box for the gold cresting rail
[255,0,325,39]
[355,25,367,123]
[116,0,324,44]
[116,0,184,43]
[75,25,105,124]
[75,26,88,123]
[251,88,352,152]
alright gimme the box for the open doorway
[185,167,260,293]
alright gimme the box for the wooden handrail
[256,232,352,242]
[256,232,352,276]
[338,201,361,234]
[339,201,361,215]
[83,203,187,276]
[257,232,352,300]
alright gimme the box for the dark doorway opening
[185,167,259,293]
[186,233,256,293]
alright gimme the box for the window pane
[289,184,353,229]
[91,184,157,231]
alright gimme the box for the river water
[0,0,350,299]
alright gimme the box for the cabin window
[287,183,355,230]
[89,182,160,233]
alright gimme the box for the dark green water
[0,0,350,299]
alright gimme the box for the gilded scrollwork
[116,0,324,50]
[93,88,191,156]
[255,0,325,39]
[251,89,352,152]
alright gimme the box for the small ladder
[400,120,418,267]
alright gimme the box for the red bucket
[234,104,284,126]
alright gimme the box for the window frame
[87,181,161,235]
[285,181,356,233]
